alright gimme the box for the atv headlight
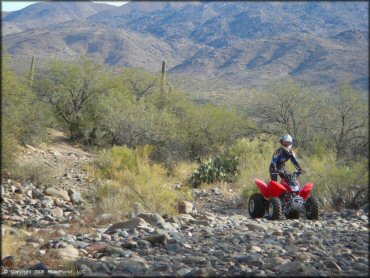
[291,196,304,210]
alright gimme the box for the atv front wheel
[305,196,319,220]
[248,193,267,218]
[285,210,300,219]
[268,197,283,220]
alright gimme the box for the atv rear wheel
[268,197,283,220]
[285,210,300,219]
[305,196,319,220]
[248,193,267,218]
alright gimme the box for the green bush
[302,153,368,210]
[92,145,180,215]
[228,137,276,199]
[189,153,239,188]
[2,58,48,169]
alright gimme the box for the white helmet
[280,134,293,150]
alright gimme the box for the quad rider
[269,134,305,182]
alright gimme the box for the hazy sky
[2,1,128,11]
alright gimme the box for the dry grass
[12,160,56,186]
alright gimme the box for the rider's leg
[269,164,278,181]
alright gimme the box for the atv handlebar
[272,169,304,177]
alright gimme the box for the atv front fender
[269,180,287,197]
[299,183,314,200]
[254,178,269,198]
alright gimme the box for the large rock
[44,187,70,202]
[49,244,79,262]
[143,233,170,246]
[117,256,149,274]
[178,201,193,214]
[245,222,267,232]
[273,261,304,273]
[137,213,166,228]
[68,189,83,204]
[74,258,110,273]
[104,218,148,234]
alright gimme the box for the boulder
[49,244,79,262]
[117,256,149,274]
[137,213,166,228]
[143,233,170,246]
[105,218,148,234]
[44,187,70,202]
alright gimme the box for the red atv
[248,170,319,220]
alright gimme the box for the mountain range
[2,1,368,92]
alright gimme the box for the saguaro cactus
[29,56,35,88]
[160,60,166,94]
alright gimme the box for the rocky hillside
[1,130,369,276]
[2,1,368,92]
[2,1,114,35]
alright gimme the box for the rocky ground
[1,130,369,277]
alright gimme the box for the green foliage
[301,152,368,210]
[313,82,368,160]
[228,137,276,199]
[189,153,240,188]
[92,145,180,215]
[34,57,108,140]
[2,57,48,168]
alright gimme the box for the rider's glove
[298,168,306,174]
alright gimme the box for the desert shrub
[1,226,26,260]
[2,59,48,168]
[189,153,240,188]
[228,137,276,199]
[92,145,180,215]
[303,153,368,210]
[12,161,55,186]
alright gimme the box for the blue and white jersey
[271,147,300,170]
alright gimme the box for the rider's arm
[290,150,302,169]
[271,148,281,171]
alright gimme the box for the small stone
[180,256,207,266]
[2,256,15,267]
[273,261,304,273]
[323,260,342,271]
[102,234,111,241]
[86,242,108,253]
[50,207,64,218]
[247,245,262,252]
[27,263,48,273]
[53,198,65,207]
[87,233,102,241]
[246,223,267,232]
[32,188,44,199]
[178,201,193,214]
[122,240,138,250]
[187,267,217,277]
